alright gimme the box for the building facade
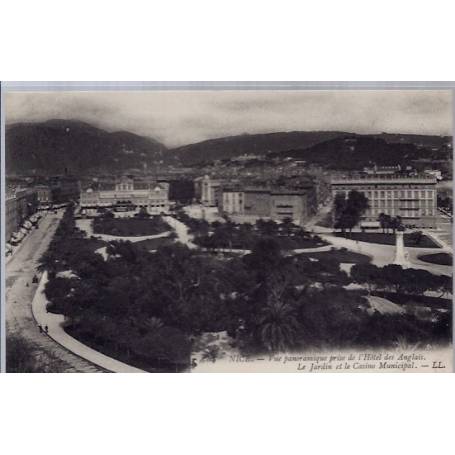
[80,176,170,215]
[331,174,438,228]
[222,189,244,214]
[270,190,310,224]
[194,175,225,206]
[5,188,39,242]
[223,185,314,225]
[34,175,80,207]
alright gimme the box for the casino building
[80,176,170,215]
[331,173,438,228]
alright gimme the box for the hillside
[167,131,350,165]
[167,131,451,166]
[273,135,450,170]
[6,120,451,174]
[6,120,167,175]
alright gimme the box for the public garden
[38,205,452,372]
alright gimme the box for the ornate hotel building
[331,173,438,228]
[80,176,170,215]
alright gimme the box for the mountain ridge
[6,119,451,174]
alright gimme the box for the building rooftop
[331,173,437,185]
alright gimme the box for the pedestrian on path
[38,325,43,333]
[44,325,48,334]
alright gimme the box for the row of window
[336,189,434,199]
[371,200,433,208]
[366,208,435,217]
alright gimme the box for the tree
[256,219,279,236]
[257,299,299,353]
[389,216,403,234]
[334,191,369,237]
[243,237,284,282]
[351,263,381,293]
[377,213,387,233]
[333,193,347,234]
[380,264,407,293]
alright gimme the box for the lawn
[93,216,170,237]
[275,235,328,250]
[334,232,440,248]
[134,236,176,251]
[297,248,371,264]
[417,252,453,266]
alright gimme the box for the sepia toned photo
[3,86,453,372]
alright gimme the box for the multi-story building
[270,189,310,224]
[5,188,39,242]
[79,175,170,215]
[222,185,315,226]
[34,175,80,207]
[222,188,244,214]
[331,173,438,228]
[5,194,18,243]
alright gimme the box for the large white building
[80,176,170,215]
[331,173,438,228]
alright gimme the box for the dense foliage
[6,334,67,373]
[192,218,327,250]
[350,263,452,296]
[40,207,452,371]
[334,190,369,235]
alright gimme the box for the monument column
[393,230,410,268]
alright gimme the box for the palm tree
[257,284,299,353]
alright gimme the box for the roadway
[5,212,106,372]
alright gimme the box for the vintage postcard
[2,85,453,372]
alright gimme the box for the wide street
[5,211,105,372]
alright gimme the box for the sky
[5,90,453,148]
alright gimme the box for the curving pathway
[318,233,452,276]
[5,213,107,372]
[32,272,145,373]
[163,216,198,249]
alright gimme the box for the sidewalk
[5,212,52,266]
[32,272,145,373]
[163,216,198,249]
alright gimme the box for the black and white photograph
[3,87,453,372]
